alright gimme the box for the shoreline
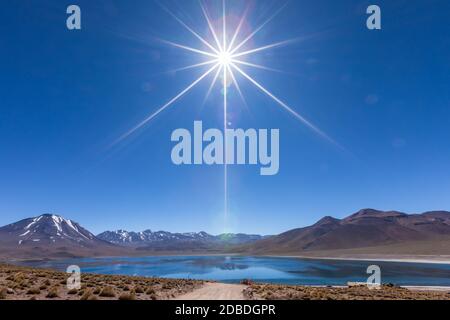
[267,254,450,265]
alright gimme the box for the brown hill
[235,209,450,256]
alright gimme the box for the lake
[21,255,450,286]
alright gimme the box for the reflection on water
[20,255,450,286]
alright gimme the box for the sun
[217,50,232,67]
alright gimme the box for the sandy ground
[174,283,247,300]
[175,282,450,301]
[403,286,450,292]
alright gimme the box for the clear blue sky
[1,0,450,235]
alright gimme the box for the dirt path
[174,283,248,300]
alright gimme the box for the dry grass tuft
[67,288,78,295]
[26,287,41,295]
[99,286,116,298]
[134,286,144,294]
[80,289,94,300]
[46,287,59,299]
[0,288,7,300]
[118,291,136,300]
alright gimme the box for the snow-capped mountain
[97,229,265,247]
[0,214,123,258]
[0,213,97,246]
[97,229,214,245]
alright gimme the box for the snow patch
[52,215,63,232]
[25,216,42,230]
[19,230,30,237]
[66,219,79,232]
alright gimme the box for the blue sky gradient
[1,0,450,235]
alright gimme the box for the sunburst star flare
[116,1,337,146]
[113,1,342,230]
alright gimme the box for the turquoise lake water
[22,255,450,286]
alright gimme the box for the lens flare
[114,1,341,229]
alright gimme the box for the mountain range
[96,229,267,250]
[1,209,450,259]
[235,209,450,257]
[0,213,266,258]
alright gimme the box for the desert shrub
[67,288,78,295]
[46,287,59,298]
[13,273,25,282]
[134,286,144,294]
[118,292,136,300]
[19,280,30,288]
[0,288,7,300]
[27,287,41,295]
[93,287,101,294]
[263,292,274,300]
[80,289,93,300]
[241,279,253,285]
[146,288,155,295]
[149,294,158,300]
[99,287,115,298]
